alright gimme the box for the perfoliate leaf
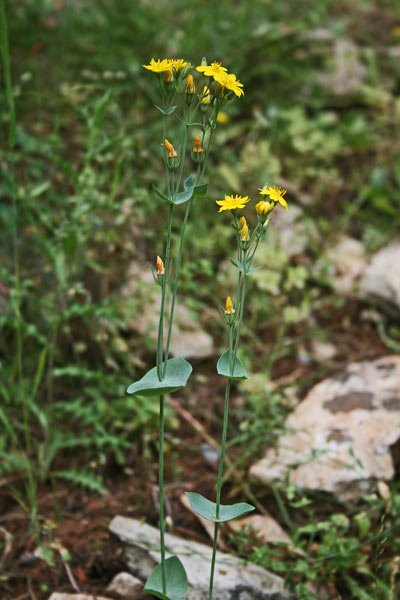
[217,350,248,380]
[153,185,173,204]
[144,556,188,600]
[127,357,192,397]
[186,492,255,523]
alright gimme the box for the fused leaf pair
[153,175,208,207]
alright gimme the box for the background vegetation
[1,0,400,598]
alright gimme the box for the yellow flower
[214,71,244,97]
[156,256,165,275]
[255,200,274,217]
[216,194,250,212]
[196,61,227,78]
[240,217,249,241]
[225,296,235,315]
[185,74,195,94]
[143,58,172,73]
[258,185,288,210]
[393,25,400,37]
[193,136,203,153]
[217,111,229,124]
[200,85,211,105]
[165,139,177,158]
[171,59,187,72]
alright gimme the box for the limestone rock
[228,514,292,546]
[360,242,400,316]
[106,571,144,599]
[48,595,111,600]
[250,356,400,502]
[318,38,367,102]
[326,236,366,293]
[109,516,295,599]
[122,262,214,359]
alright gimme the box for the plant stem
[209,378,232,599]
[157,204,173,380]
[159,394,167,594]
[162,196,192,378]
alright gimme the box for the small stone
[106,572,144,599]
[250,356,400,502]
[48,595,112,600]
[360,242,400,317]
[318,39,367,102]
[326,236,366,293]
[228,514,292,546]
[109,516,295,599]
[122,262,214,359]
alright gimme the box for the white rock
[318,38,367,99]
[106,571,144,598]
[109,516,295,599]
[48,595,111,600]
[122,262,214,359]
[250,356,400,502]
[326,236,366,293]
[360,242,400,316]
[228,514,292,546]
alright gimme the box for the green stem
[208,522,219,600]
[157,204,173,380]
[175,122,189,195]
[162,197,192,378]
[159,394,167,593]
[209,379,232,599]
[162,115,171,197]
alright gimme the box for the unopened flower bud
[255,200,274,219]
[240,218,249,242]
[156,256,165,275]
[225,296,235,315]
[185,74,195,104]
[164,69,173,83]
[164,139,179,169]
[191,136,204,163]
[185,74,195,94]
[200,85,211,105]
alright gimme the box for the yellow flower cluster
[143,57,244,98]
[196,61,244,97]
[216,186,288,215]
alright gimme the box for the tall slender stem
[157,204,173,380]
[159,394,167,593]
[209,378,232,599]
[162,196,192,378]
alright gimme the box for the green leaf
[230,258,261,276]
[144,556,188,600]
[183,175,194,190]
[185,492,255,523]
[171,188,193,205]
[217,350,248,380]
[127,357,192,397]
[193,183,208,197]
[154,104,177,116]
[153,185,173,204]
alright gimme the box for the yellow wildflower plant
[255,200,274,217]
[258,185,288,210]
[196,61,227,78]
[143,58,172,73]
[225,296,235,315]
[216,194,249,212]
